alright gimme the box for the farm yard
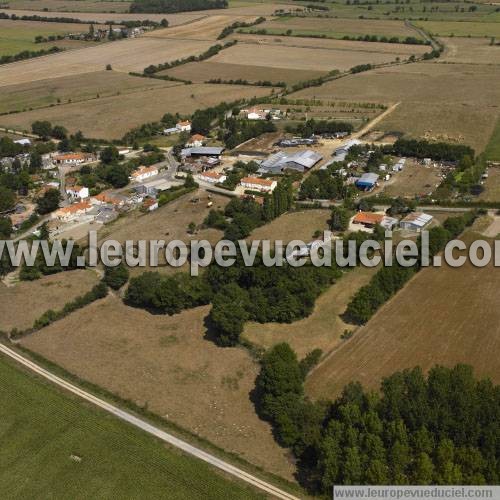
[0,70,173,114]
[292,62,500,153]
[378,160,444,198]
[0,356,263,499]
[240,16,425,40]
[161,60,327,84]
[0,270,99,333]
[306,232,500,400]
[0,83,274,139]
[0,18,99,55]
[20,295,296,481]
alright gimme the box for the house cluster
[239,107,283,121]
[352,211,434,233]
[259,149,323,175]
[67,25,150,42]
[163,120,192,136]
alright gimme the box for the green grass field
[485,117,500,161]
[0,355,263,499]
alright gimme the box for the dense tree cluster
[207,257,341,346]
[222,117,277,149]
[299,169,347,201]
[256,345,500,493]
[130,0,227,13]
[36,188,61,215]
[103,263,130,290]
[125,272,212,315]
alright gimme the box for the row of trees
[222,117,277,150]
[0,46,63,66]
[217,17,265,39]
[345,212,477,324]
[255,344,500,493]
[287,119,354,138]
[390,138,475,162]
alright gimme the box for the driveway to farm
[0,343,300,500]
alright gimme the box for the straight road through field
[0,343,301,500]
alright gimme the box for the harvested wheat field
[162,60,327,84]
[0,83,274,139]
[0,269,99,333]
[214,38,426,72]
[21,295,296,480]
[144,15,257,41]
[0,71,173,114]
[232,33,429,56]
[0,37,214,87]
[251,17,424,39]
[439,37,500,65]
[292,62,500,152]
[306,234,500,400]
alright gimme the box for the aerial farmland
[1,0,500,496]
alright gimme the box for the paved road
[0,343,301,500]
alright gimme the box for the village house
[352,212,398,230]
[176,120,192,132]
[52,201,92,222]
[91,192,126,208]
[52,153,94,166]
[143,198,159,212]
[186,134,206,148]
[13,138,31,147]
[240,176,277,193]
[66,185,89,200]
[198,171,226,184]
[130,165,159,182]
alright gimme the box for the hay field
[0,37,214,87]
[144,14,257,41]
[0,71,173,114]
[0,8,204,24]
[0,357,262,500]
[248,16,423,39]
[0,83,273,139]
[0,270,99,332]
[292,62,500,152]
[440,37,500,64]
[211,39,424,72]
[162,60,327,84]
[0,18,94,55]
[306,234,500,400]
[416,20,500,37]
[21,295,296,480]
[485,117,500,161]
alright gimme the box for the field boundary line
[0,343,301,500]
